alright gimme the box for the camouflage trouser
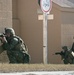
[7,50,30,63]
[64,51,74,64]
[0,46,5,54]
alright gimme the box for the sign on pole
[40,0,52,64]
[40,0,52,13]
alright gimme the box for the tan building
[0,0,74,64]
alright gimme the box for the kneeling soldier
[0,28,30,63]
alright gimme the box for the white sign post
[40,0,52,64]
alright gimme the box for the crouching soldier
[0,28,30,63]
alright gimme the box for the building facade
[0,0,74,64]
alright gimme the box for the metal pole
[43,12,48,64]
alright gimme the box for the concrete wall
[0,0,12,31]
[0,0,12,63]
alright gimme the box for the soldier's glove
[0,36,7,43]
[0,37,2,40]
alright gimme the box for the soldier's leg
[0,46,5,54]
[72,58,74,64]
[7,51,17,63]
[14,51,24,63]
[63,59,68,64]
[8,56,17,63]
[23,53,30,63]
[13,51,30,63]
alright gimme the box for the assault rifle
[55,46,68,56]
[55,51,65,56]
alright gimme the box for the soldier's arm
[2,38,18,50]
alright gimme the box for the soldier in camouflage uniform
[55,46,74,64]
[62,46,73,64]
[0,28,30,63]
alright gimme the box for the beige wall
[13,0,61,64]
[48,3,61,64]
[17,0,43,63]
[12,0,20,36]
[61,8,74,48]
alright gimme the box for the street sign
[39,0,52,64]
[40,0,52,13]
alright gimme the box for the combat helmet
[5,28,15,36]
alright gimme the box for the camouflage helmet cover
[5,28,15,35]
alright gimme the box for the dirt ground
[0,64,74,73]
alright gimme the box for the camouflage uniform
[62,46,74,64]
[2,28,30,63]
[71,43,74,52]
[55,46,74,64]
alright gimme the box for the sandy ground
[0,64,74,73]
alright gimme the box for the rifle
[55,51,65,56]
